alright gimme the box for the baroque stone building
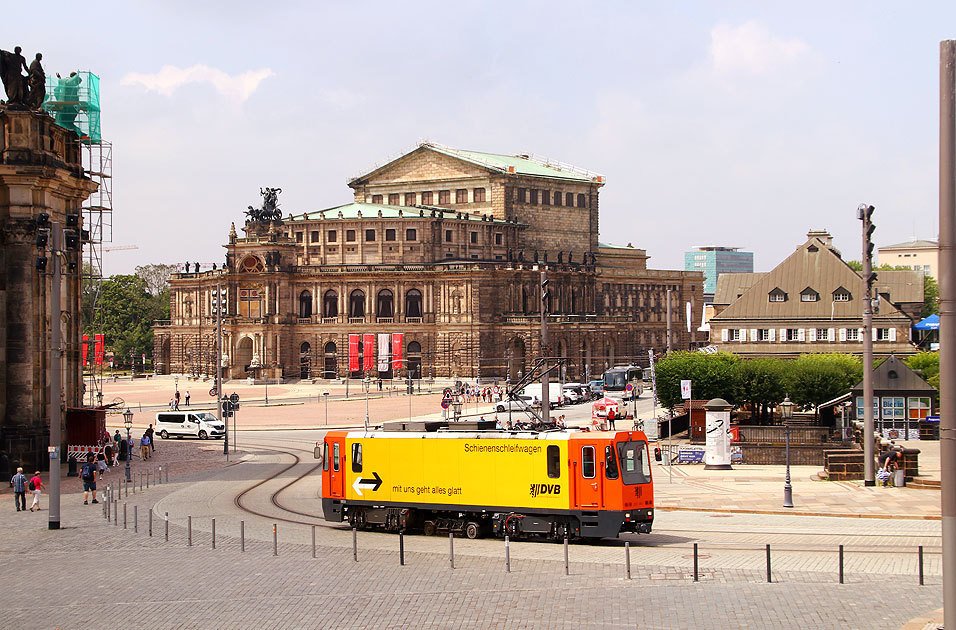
[154,143,702,382]
[0,110,94,471]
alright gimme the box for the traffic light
[35,256,47,271]
[64,230,80,250]
[35,231,48,248]
[35,213,50,229]
[221,399,233,417]
[65,213,79,228]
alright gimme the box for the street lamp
[780,396,794,508]
[123,408,133,483]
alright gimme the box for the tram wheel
[465,522,480,539]
[423,521,436,536]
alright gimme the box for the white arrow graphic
[352,472,383,496]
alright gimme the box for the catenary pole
[540,269,550,425]
[666,288,673,353]
[939,38,956,630]
[48,223,62,530]
[861,205,876,487]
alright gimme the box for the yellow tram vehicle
[318,421,655,540]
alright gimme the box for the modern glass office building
[684,247,754,296]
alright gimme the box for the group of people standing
[456,384,503,404]
[168,390,190,410]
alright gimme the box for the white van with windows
[154,411,225,440]
[518,383,563,407]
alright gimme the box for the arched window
[323,290,338,318]
[377,289,394,318]
[240,256,264,273]
[405,289,423,318]
[299,342,311,379]
[324,342,337,379]
[407,341,422,379]
[299,290,312,318]
[349,289,366,318]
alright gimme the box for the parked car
[154,411,225,440]
[588,380,605,398]
[495,394,537,413]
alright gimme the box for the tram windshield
[616,440,651,485]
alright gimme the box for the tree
[784,353,862,416]
[730,358,787,423]
[654,352,740,411]
[97,274,157,366]
[135,263,177,296]
[905,351,940,389]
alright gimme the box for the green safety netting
[41,71,101,143]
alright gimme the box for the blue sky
[8,2,956,274]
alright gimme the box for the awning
[914,314,939,330]
[818,392,852,409]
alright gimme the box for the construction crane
[103,244,138,253]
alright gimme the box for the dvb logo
[530,483,561,498]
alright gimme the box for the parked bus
[603,365,644,401]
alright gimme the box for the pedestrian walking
[174,390,181,410]
[141,433,151,460]
[145,423,156,453]
[10,467,27,512]
[184,391,190,407]
[81,454,98,505]
[29,471,44,511]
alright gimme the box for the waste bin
[893,469,906,487]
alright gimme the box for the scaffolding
[41,72,112,406]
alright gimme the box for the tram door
[328,438,345,498]
[574,443,601,508]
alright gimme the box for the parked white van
[154,411,225,440]
[518,383,563,407]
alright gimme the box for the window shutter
[839,328,847,341]
[740,329,747,342]
[750,329,758,342]
[828,328,835,342]
[889,327,897,341]
[798,328,806,342]
[858,328,864,341]
[808,328,817,342]
[872,328,878,341]
[721,328,728,342]
[779,328,786,342]
[769,328,776,342]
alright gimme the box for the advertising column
[703,398,733,470]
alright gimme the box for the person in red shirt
[29,472,44,512]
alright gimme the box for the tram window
[351,443,363,473]
[547,445,560,478]
[582,446,595,479]
[332,443,340,472]
[605,445,619,479]
[616,440,651,485]
[322,442,329,471]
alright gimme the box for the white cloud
[121,65,275,101]
[710,21,813,75]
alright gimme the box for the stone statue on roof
[0,46,29,107]
[244,187,284,223]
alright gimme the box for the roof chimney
[806,229,833,246]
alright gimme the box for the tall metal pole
[938,38,956,630]
[783,425,793,508]
[48,223,62,530]
[540,269,550,426]
[861,205,876,486]
[666,288,673,353]
[216,282,227,459]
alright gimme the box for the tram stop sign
[441,392,453,409]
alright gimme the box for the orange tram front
[317,422,656,541]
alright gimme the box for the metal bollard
[919,545,924,586]
[839,544,844,584]
[693,543,699,582]
[505,536,511,573]
[212,518,216,549]
[132,474,136,494]
[766,544,772,583]
[312,526,316,559]
[273,524,278,556]
[106,493,111,522]
[188,516,192,546]
[399,531,405,566]
[625,542,631,580]
[158,466,162,484]
[449,532,455,569]
[114,500,118,526]
[564,535,569,575]
[353,527,358,562]
[134,505,138,533]
[165,512,169,541]
[165,466,169,483]
[123,503,127,529]
[149,509,153,537]
[140,474,143,493]
[125,478,128,498]
[241,520,245,552]
[146,470,149,489]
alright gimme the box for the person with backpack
[29,471,44,511]
[81,454,98,505]
[10,467,27,512]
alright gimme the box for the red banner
[392,333,404,370]
[82,334,89,367]
[348,334,359,372]
[94,334,104,366]
[363,334,375,371]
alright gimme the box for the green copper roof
[288,202,516,224]
[425,143,601,183]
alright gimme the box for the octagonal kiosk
[703,398,733,470]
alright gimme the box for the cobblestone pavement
[0,432,944,630]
